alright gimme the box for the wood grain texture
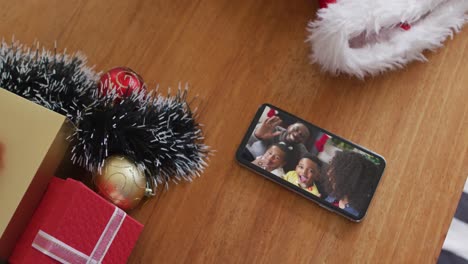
[1,0,467,263]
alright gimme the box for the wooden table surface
[2,0,467,263]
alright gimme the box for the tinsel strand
[0,40,210,190]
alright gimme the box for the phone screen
[236,104,386,221]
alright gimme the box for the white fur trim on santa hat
[307,0,468,78]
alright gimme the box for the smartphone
[236,104,386,222]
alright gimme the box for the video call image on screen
[241,106,382,217]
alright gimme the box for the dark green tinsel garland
[0,40,210,189]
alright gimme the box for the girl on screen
[325,151,379,217]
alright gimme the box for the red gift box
[9,178,143,264]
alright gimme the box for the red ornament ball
[98,67,145,98]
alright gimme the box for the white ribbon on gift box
[31,207,126,264]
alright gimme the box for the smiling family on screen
[239,106,383,219]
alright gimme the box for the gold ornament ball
[94,155,147,210]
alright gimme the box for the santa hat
[307,0,468,78]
